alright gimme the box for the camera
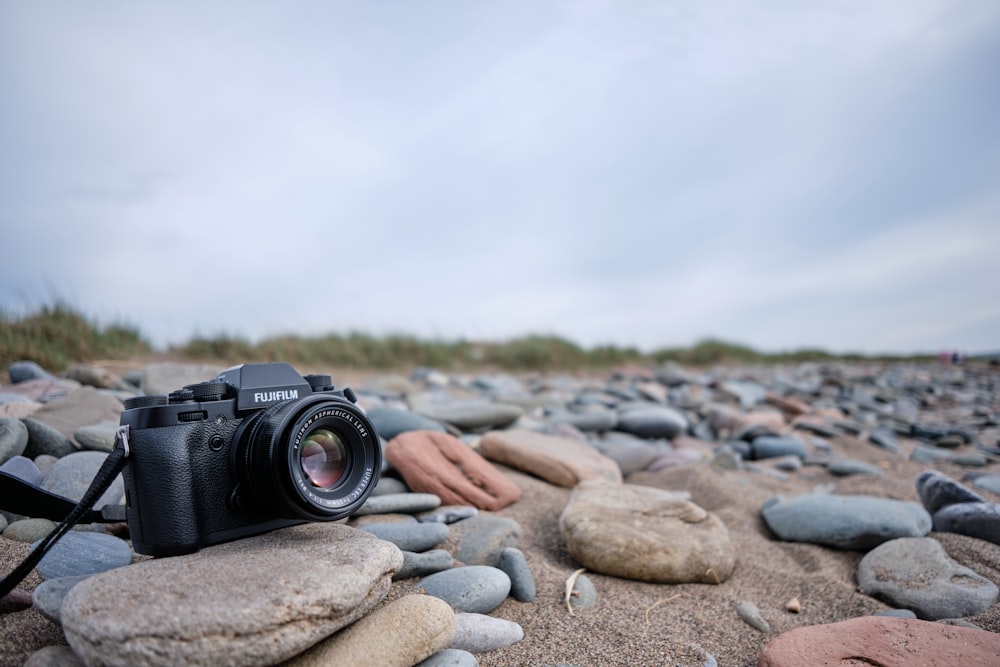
[119,363,381,557]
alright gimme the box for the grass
[1,302,934,376]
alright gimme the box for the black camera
[119,363,381,557]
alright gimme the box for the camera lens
[236,395,380,521]
[299,427,347,488]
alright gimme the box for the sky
[1,1,999,355]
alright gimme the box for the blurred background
[2,1,998,368]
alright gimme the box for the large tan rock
[559,480,735,583]
[62,524,403,667]
[478,429,622,487]
[287,594,455,667]
[386,430,522,510]
[758,616,1000,667]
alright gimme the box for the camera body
[120,363,381,557]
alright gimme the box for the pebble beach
[2,358,999,666]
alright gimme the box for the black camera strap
[0,425,131,599]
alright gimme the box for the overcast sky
[2,1,998,355]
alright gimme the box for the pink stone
[758,616,1000,667]
[478,429,622,488]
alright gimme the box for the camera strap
[0,425,131,599]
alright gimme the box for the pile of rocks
[2,358,999,666]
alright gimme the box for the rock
[616,405,688,439]
[416,648,479,666]
[3,518,56,543]
[826,459,882,477]
[73,420,120,452]
[386,431,522,511]
[62,523,403,667]
[23,645,86,667]
[770,455,802,472]
[478,429,622,487]
[359,521,450,552]
[932,502,1000,545]
[910,444,953,463]
[412,399,523,431]
[560,480,735,583]
[758,616,1000,667]
[568,573,597,610]
[419,566,511,614]
[356,493,442,516]
[735,600,770,633]
[23,418,76,458]
[286,594,455,667]
[449,613,524,653]
[367,405,448,440]
[8,361,57,383]
[41,451,125,508]
[62,364,129,390]
[32,574,90,623]
[916,470,987,514]
[372,476,410,495]
[875,609,918,618]
[140,362,223,396]
[761,493,931,549]
[395,549,455,580]
[27,387,123,443]
[445,515,522,567]
[0,588,34,613]
[595,438,660,475]
[858,537,998,619]
[419,506,478,524]
[0,417,29,464]
[547,407,618,433]
[33,531,133,579]
[498,547,536,602]
[0,454,42,485]
[868,426,902,452]
[751,436,806,460]
[971,473,1000,496]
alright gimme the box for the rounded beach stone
[395,549,455,580]
[286,594,455,667]
[449,613,524,653]
[23,418,76,458]
[445,515,522,567]
[386,431,523,511]
[751,436,806,460]
[916,470,987,514]
[4,518,56,543]
[0,417,29,464]
[569,573,597,610]
[478,429,622,488]
[32,574,91,624]
[498,547,536,602]
[760,493,931,549]
[61,523,403,667]
[825,459,882,476]
[40,451,124,508]
[9,361,57,383]
[412,399,523,431]
[858,537,998,619]
[367,405,448,440]
[416,648,479,666]
[33,531,132,580]
[360,521,450,552]
[758,616,1000,667]
[73,420,119,452]
[419,505,478,524]
[559,480,735,584]
[615,405,688,439]
[23,645,86,667]
[932,502,1000,545]
[356,493,442,516]
[27,386,123,442]
[419,566,511,614]
[0,454,42,486]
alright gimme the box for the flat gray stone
[498,546,536,602]
[23,418,76,458]
[419,566,511,614]
[447,515,522,567]
[418,506,478,524]
[8,361,57,383]
[73,420,119,452]
[0,417,29,464]
[23,645,86,667]
[971,474,1000,496]
[356,493,442,516]
[0,454,42,486]
[858,537,999,620]
[761,493,931,549]
[752,436,807,460]
[32,574,91,624]
[449,613,524,653]
[33,531,133,580]
[360,521,450,552]
[826,460,883,477]
[616,405,688,439]
[367,405,448,440]
[411,398,523,431]
[916,470,987,514]
[932,502,1000,545]
[61,523,403,667]
[569,573,597,610]
[41,451,124,508]
[395,549,455,580]
[416,649,479,666]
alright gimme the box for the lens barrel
[236,395,380,521]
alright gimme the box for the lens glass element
[299,428,347,488]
